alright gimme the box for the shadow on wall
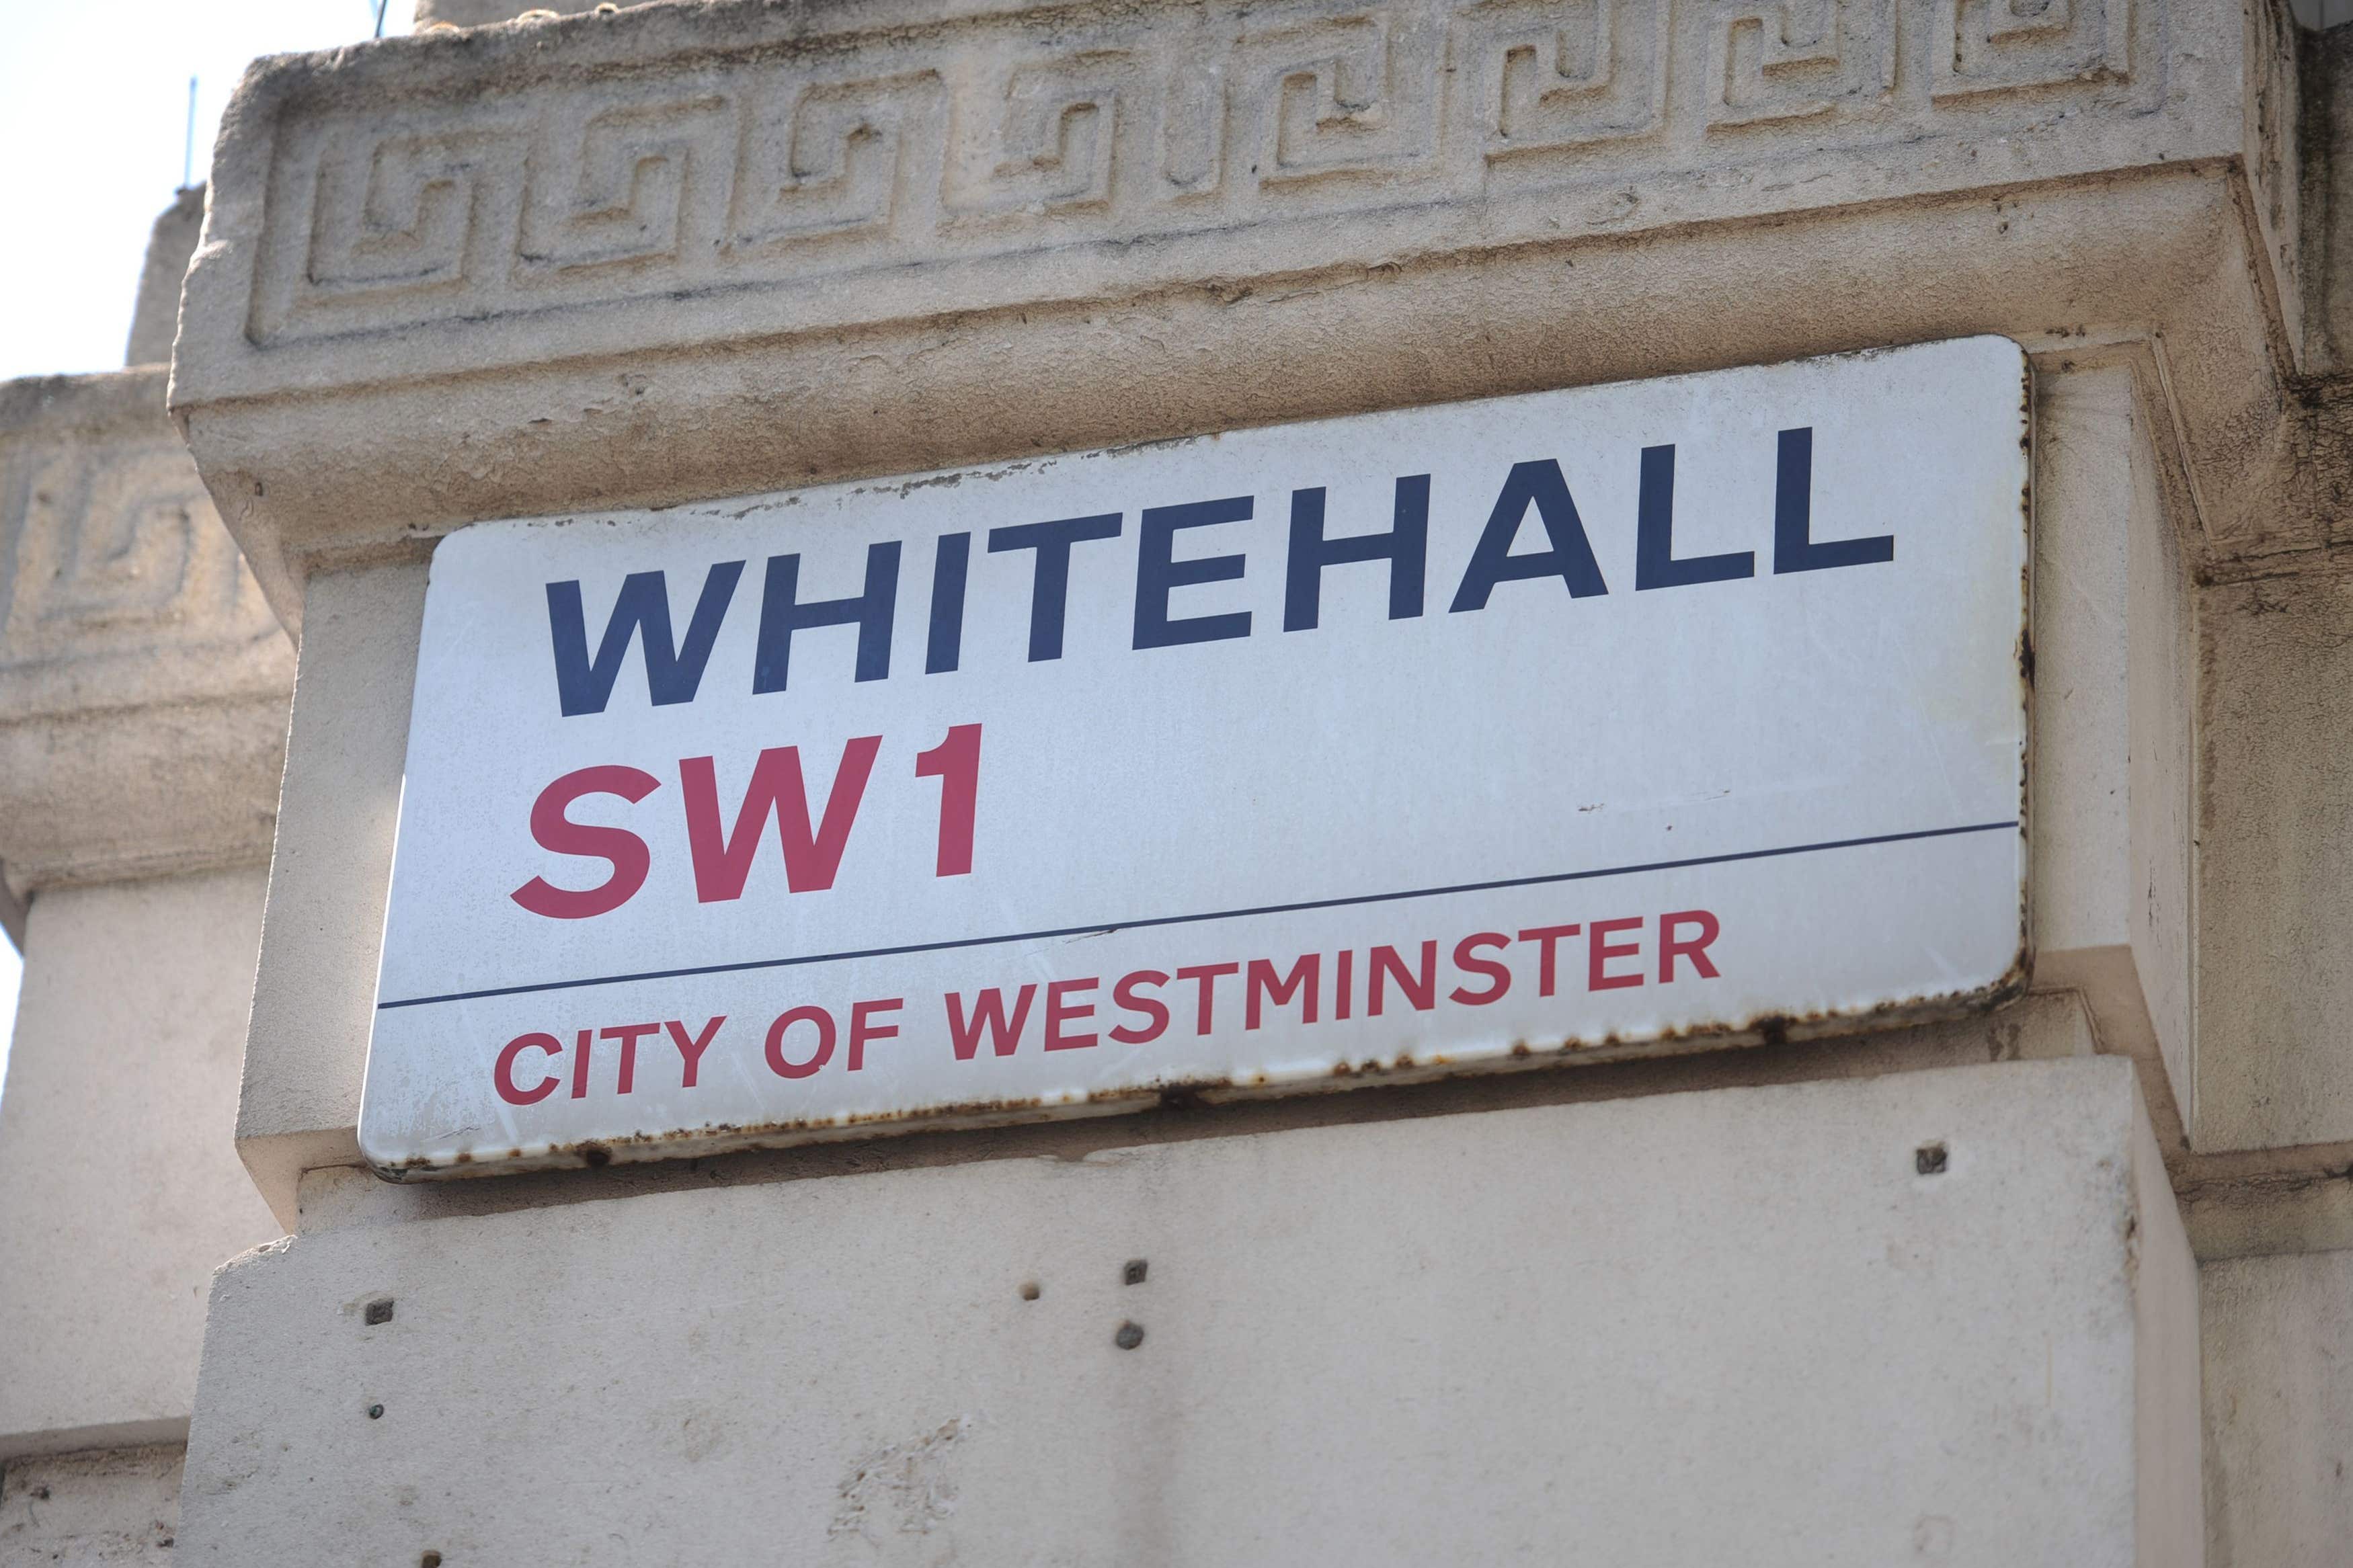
[2295,0,2353,28]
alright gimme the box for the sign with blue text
[362,337,2030,1177]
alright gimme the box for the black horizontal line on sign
[376,820,2019,1012]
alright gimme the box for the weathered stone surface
[2201,1246,2353,1567]
[0,872,279,1460]
[2195,555,2353,1153]
[0,1446,183,1567]
[124,189,204,370]
[173,0,2315,632]
[0,370,292,891]
[2302,16,2353,371]
[236,563,424,1229]
[183,1059,2198,1566]
[2028,355,2196,1143]
[210,0,2215,374]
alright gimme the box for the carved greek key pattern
[1933,0,2133,101]
[247,0,2162,345]
[1706,3,1897,128]
[1,442,280,672]
[1466,0,1667,157]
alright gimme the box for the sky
[0,0,412,383]
[0,1,416,1087]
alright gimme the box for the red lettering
[1174,962,1240,1034]
[1110,971,1170,1044]
[1588,917,1644,990]
[1045,979,1100,1050]
[849,998,903,1070]
[569,1027,594,1098]
[1516,923,1583,997]
[1334,948,1355,1020]
[947,985,1036,1061]
[680,737,881,903]
[599,1022,660,1095]
[1660,909,1722,982]
[665,1016,724,1088]
[764,1006,836,1079]
[494,1032,562,1106]
[1369,942,1437,1016]
[1245,954,1319,1029]
[914,724,982,878]
[510,766,660,919]
[1449,933,1512,1005]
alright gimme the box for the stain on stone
[828,1416,973,1544]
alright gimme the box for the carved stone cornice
[171,0,2317,626]
[0,372,294,892]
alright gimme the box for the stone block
[0,872,280,1458]
[236,563,426,1229]
[181,1058,2198,1565]
[2028,356,2196,1135]
[2195,560,2353,1152]
[0,370,292,893]
[2201,1247,2353,1567]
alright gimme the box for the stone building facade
[3,0,2352,1562]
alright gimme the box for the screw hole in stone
[1122,1259,1148,1286]
[365,1298,395,1326]
[1115,1321,1145,1350]
[367,1404,385,1420]
[422,1555,443,1568]
[1019,1281,1041,1302]
[1915,1142,1949,1176]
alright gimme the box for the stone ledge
[173,0,2319,629]
[182,0,2235,398]
[184,1059,2198,1563]
[0,1443,184,1554]
[0,371,293,891]
[185,171,2294,628]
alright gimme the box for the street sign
[360,336,2030,1177]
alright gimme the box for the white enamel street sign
[360,336,2030,1177]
